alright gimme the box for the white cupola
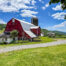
[12,18,15,22]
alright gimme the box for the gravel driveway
[0,40,66,54]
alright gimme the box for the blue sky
[0,0,66,32]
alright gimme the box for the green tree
[49,0,66,10]
[0,24,6,30]
[10,30,18,40]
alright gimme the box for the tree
[10,30,18,40]
[49,0,66,10]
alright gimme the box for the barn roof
[30,26,39,29]
[15,18,39,31]
[15,18,35,26]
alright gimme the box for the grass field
[0,29,4,34]
[0,44,66,66]
[0,37,55,48]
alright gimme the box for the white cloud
[52,12,66,20]
[52,4,62,11]
[21,10,38,17]
[45,3,49,7]
[42,3,49,10]
[0,19,6,24]
[46,21,66,32]
[0,5,18,12]
[0,0,36,12]
[31,0,36,5]
[53,21,66,28]
[39,0,42,2]
[42,7,46,10]
[39,0,44,3]
[0,0,38,18]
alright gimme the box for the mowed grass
[0,37,55,48]
[0,44,66,66]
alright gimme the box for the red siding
[5,18,31,39]
[30,27,41,36]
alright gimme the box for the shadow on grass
[0,39,41,46]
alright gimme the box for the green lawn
[0,29,4,34]
[0,37,55,48]
[55,37,66,40]
[0,44,66,66]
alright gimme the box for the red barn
[4,18,41,40]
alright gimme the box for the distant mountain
[0,24,6,30]
[52,31,66,35]
[42,29,66,36]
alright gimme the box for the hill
[52,31,66,35]
[0,24,6,34]
[42,29,66,35]
[0,24,6,30]
[42,29,66,38]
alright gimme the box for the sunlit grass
[0,44,66,66]
[0,29,4,34]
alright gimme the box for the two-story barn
[4,18,41,41]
